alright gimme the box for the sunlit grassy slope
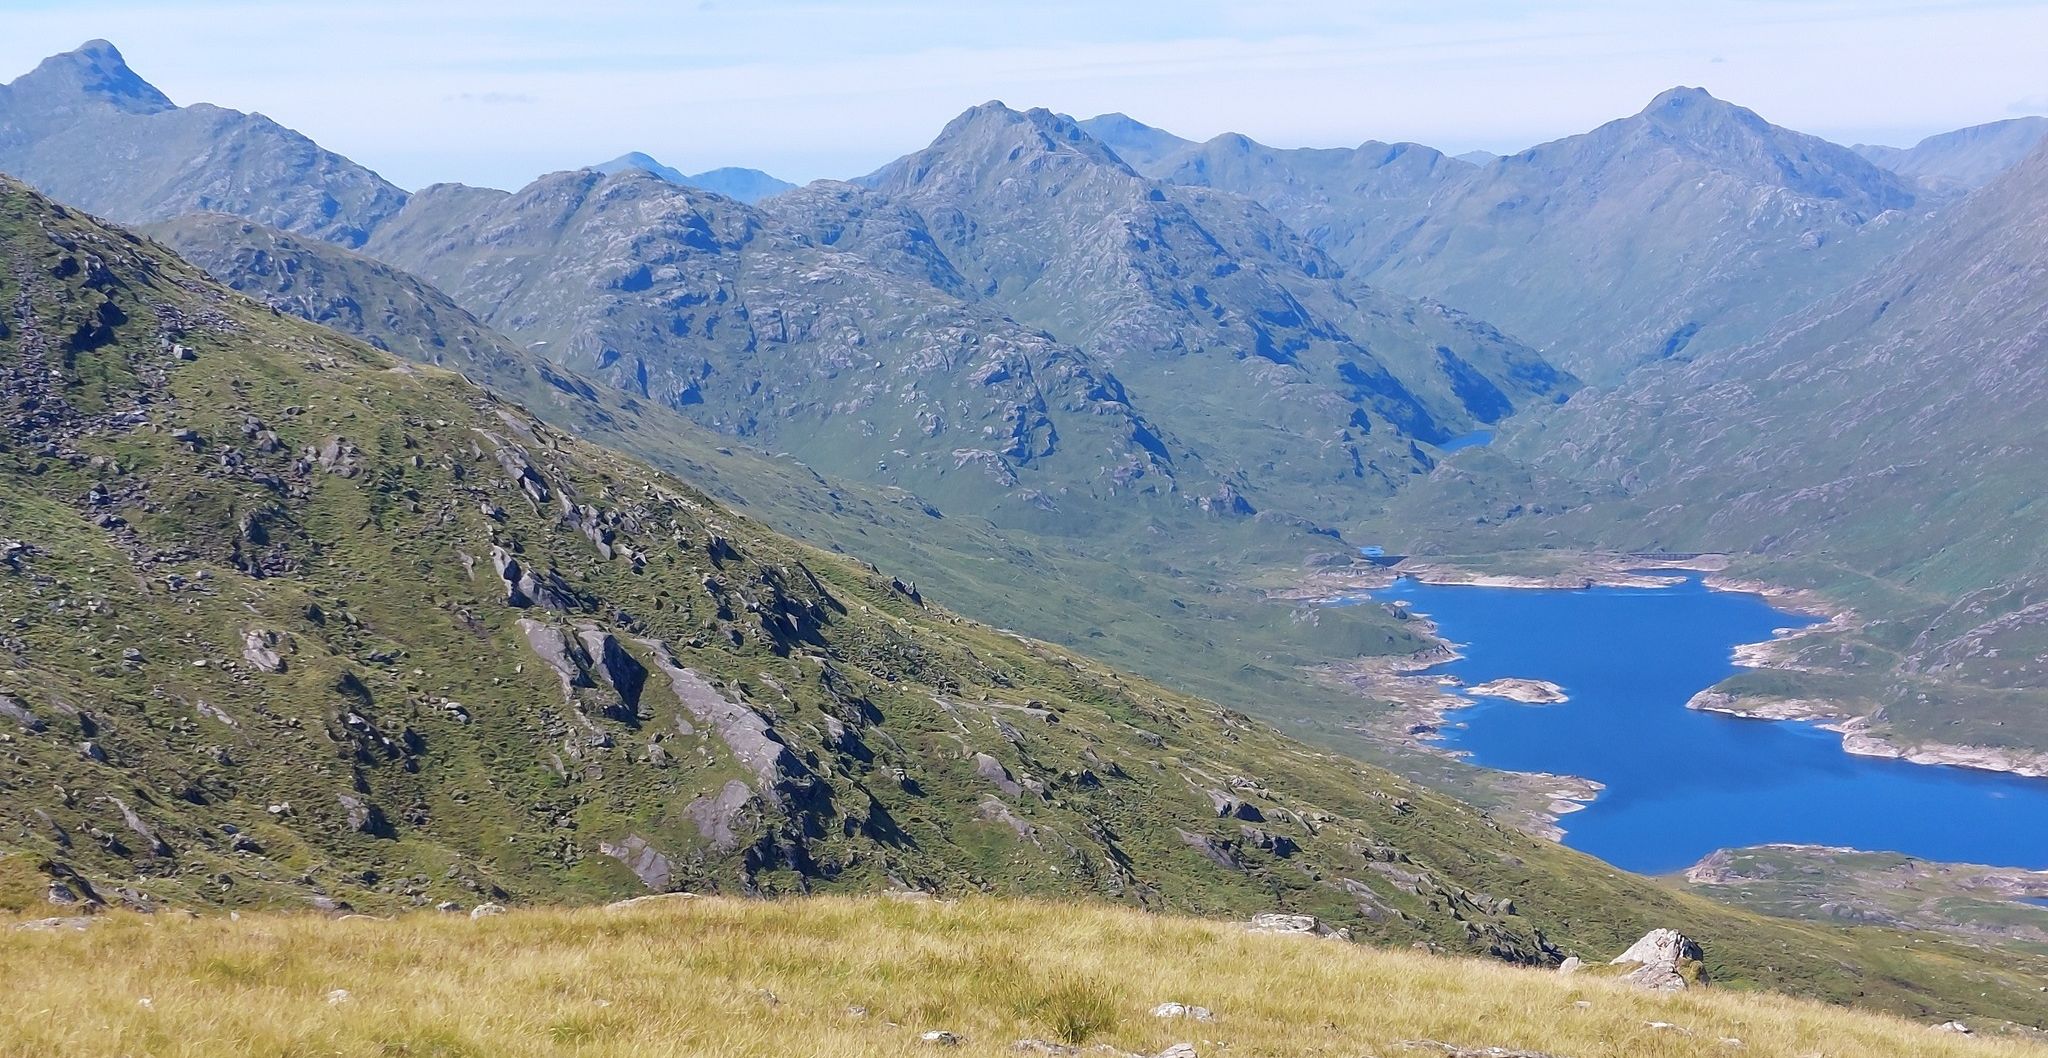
[4,896,2040,1058]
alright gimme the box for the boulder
[1609,928,1706,990]
[13,916,94,932]
[241,630,286,673]
[1151,1002,1214,1021]
[0,694,45,732]
[576,628,647,721]
[973,752,1023,797]
[1246,912,1349,940]
[469,902,506,919]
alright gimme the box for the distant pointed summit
[0,40,406,245]
[863,101,1134,189]
[1076,112,1195,175]
[6,39,172,113]
[588,152,794,203]
[593,151,688,185]
[1646,85,1716,110]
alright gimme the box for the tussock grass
[3,897,2039,1058]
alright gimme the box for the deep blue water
[2021,897,2048,908]
[1438,429,1495,452]
[1366,575,2048,874]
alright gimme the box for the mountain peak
[593,151,687,184]
[871,100,1133,186]
[1076,112,1196,174]
[11,39,173,113]
[1647,85,1716,110]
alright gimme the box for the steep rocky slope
[0,41,406,246]
[1857,116,2048,193]
[142,213,528,373]
[365,167,1206,529]
[1077,112,1483,280]
[5,178,2047,1023]
[862,103,1572,520]
[1343,88,1927,380]
[1153,133,1477,280]
[1382,138,2048,764]
[146,208,1463,788]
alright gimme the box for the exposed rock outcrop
[1245,912,1350,940]
[1609,928,1706,990]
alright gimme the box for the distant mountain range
[16,173,2048,1026]
[1094,89,1931,382]
[0,40,406,245]
[591,151,797,203]
[1855,115,2048,193]
[8,36,2048,857]
[1384,133,2048,771]
[25,44,1509,779]
[10,37,2048,1018]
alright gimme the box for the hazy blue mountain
[593,150,690,183]
[1152,132,1478,277]
[1356,87,1927,380]
[1855,116,2048,192]
[592,151,797,203]
[0,40,407,245]
[1074,112,1194,174]
[1453,149,1500,165]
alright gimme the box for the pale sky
[3,0,2045,191]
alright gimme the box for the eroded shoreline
[1296,550,2048,835]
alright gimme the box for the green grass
[3,896,2042,1058]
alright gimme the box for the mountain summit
[0,39,172,114]
[0,39,406,246]
[591,152,797,203]
[866,101,1140,190]
[1350,86,1923,379]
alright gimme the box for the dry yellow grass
[1,896,2038,1058]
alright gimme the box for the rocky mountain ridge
[0,41,407,246]
[17,177,2048,1026]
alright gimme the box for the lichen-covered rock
[241,630,286,673]
[1610,928,1706,990]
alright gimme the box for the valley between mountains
[4,34,2048,1044]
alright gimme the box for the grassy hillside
[142,208,1551,817]
[7,178,2048,1025]
[4,896,2042,1058]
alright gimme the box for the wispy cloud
[445,91,537,106]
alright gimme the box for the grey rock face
[1244,912,1349,939]
[1856,116,2048,192]
[576,628,647,721]
[1609,928,1706,990]
[1347,87,1927,380]
[241,630,285,673]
